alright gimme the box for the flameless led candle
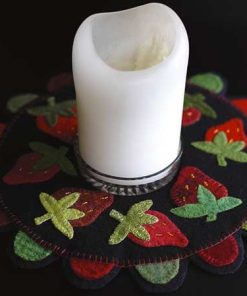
[72,3,189,187]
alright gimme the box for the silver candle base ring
[74,138,183,196]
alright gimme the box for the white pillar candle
[72,3,189,186]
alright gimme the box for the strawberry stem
[217,154,227,167]
[109,209,125,222]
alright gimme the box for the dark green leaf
[7,94,39,113]
[197,185,216,204]
[58,156,77,176]
[188,73,224,94]
[217,196,242,213]
[213,132,227,146]
[170,204,207,218]
[191,141,220,154]
[33,156,57,171]
[29,142,57,156]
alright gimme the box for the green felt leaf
[108,200,158,245]
[188,73,224,94]
[29,141,77,176]
[217,196,242,213]
[135,260,180,284]
[171,185,242,222]
[27,97,75,126]
[14,231,52,261]
[7,93,39,113]
[191,131,247,167]
[34,192,84,239]
[197,185,216,204]
[184,93,217,118]
[242,221,247,231]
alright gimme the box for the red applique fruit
[232,98,247,116]
[170,166,228,206]
[182,108,201,127]
[27,97,78,143]
[128,210,188,248]
[0,123,6,138]
[205,118,247,146]
[47,72,73,93]
[70,258,115,280]
[3,153,60,185]
[51,188,114,227]
[198,235,239,267]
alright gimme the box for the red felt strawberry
[27,97,77,143]
[47,72,73,93]
[0,209,11,227]
[205,118,247,146]
[3,153,59,185]
[51,188,114,227]
[0,123,6,138]
[182,108,201,127]
[198,235,239,267]
[170,166,228,206]
[232,98,247,116]
[3,142,77,185]
[128,210,188,248]
[69,258,115,280]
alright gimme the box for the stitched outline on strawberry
[48,188,114,227]
[170,166,228,206]
[3,142,77,185]
[27,97,77,143]
[205,118,247,147]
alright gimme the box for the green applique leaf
[14,231,52,261]
[27,97,75,126]
[242,221,247,231]
[108,200,158,245]
[191,131,247,167]
[34,192,85,239]
[188,73,224,94]
[184,93,217,119]
[7,93,39,113]
[135,260,180,284]
[170,185,242,222]
[29,141,77,176]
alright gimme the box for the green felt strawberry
[188,73,224,94]
[192,131,247,166]
[170,185,242,222]
[27,97,77,143]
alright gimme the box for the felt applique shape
[128,210,188,248]
[135,260,180,285]
[47,72,73,93]
[242,221,247,231]
[3,142,77,184]
[27,97,77,143]
[48,188,114,227]
[191,131,247,167]
[108,200,158,245]
[170,185,242,222]
[184,93,217,119]
[198,235,239,267]
[205,118,247,146]
[34,192,85,239]
[0,123,6,138]
[182,107,202,126]
[7,93,39,113]
[14,231,52,261]
[188,73,224,94]
[170,166,228,206]
[232,98,247,116]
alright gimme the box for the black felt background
[1,85,247,266]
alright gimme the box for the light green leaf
[242,221,247,231]
[188,73,224,94]
[135,260,180,284]
[217,196,242,213]
[170,204,207,219]
[196,99,217,118]
[138,213,159,225]
[227,141,245,152]
[128,200,153,217]
[7,93,39,113]
[64,208,85,220]
[213,131,227,146]
[191,141,220,154]
[109,222,130,245]
[58,193,80,208]
[197,185,216,204]
[130,225,150,241]
[225,151,247,163]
